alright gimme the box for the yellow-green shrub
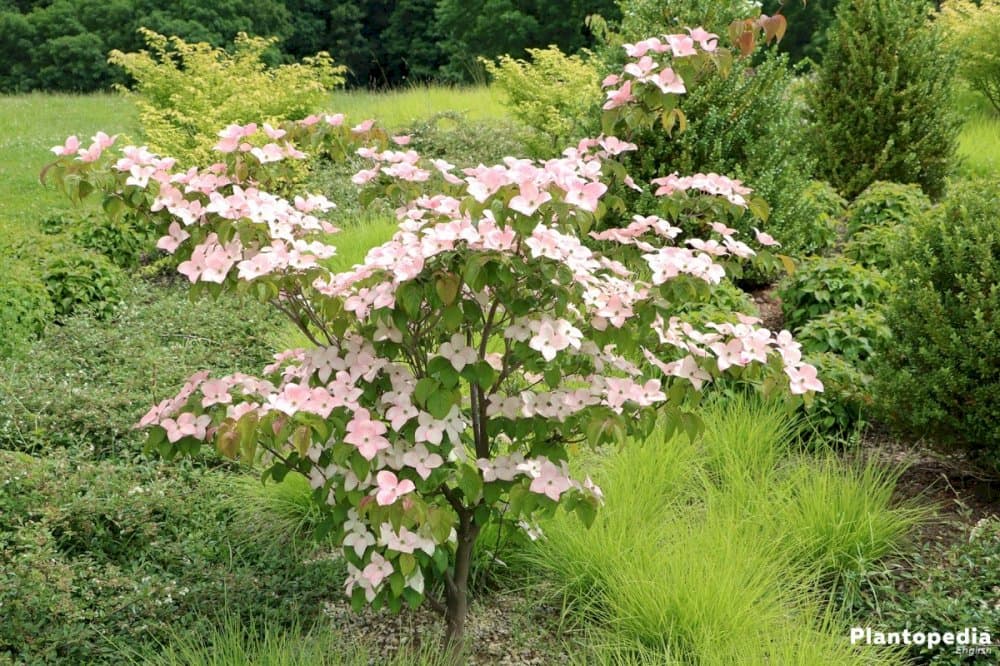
[484,46,599,154]
[109,29,345,165]
[938,0,1000,114]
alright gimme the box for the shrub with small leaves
[844,181,932,238]
[806,0,960,199]
[860,517,1000,665]
[0,262,55,358]
[0,281,281,455]
[778,257,889,332]
[0,450,343,665]
[769,180,844,256]
[873,179,1000,469]
[108,29,345,166]
[485,46,600,155]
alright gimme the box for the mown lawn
[0,93,138,239]
[329,84,507,129]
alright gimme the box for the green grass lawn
[0,93,138,239]
[329,84,507,130]
[958,114,1000,178]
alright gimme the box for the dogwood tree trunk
[444,509,480,652]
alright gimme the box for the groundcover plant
[43,19,819,650]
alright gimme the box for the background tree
[762,0,838,64]
[435,0,619,82]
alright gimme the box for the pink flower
[667,34,698,57]
[263,123,287,140]
[414,412,445,445]
[601,73,621,88]
[51,135,80,156]
[351,119,376,134]
[162,412,212,442]
[673,355,712,390]
[710,338,745,371]
[509,180,552,216]
[786,364,824,394]
[343,528,375,557]
[563,179,607,212]
[529,318,583,361]
[650,67,686,95]
[528,459,572,501]
[688,27,719,52]
[391,134,412,146]
[438,333,478,371]
[375,470,416,506]
[402,443,444,480]
[361,552,394,586]
[201,379,232,407]
[156,222,191,254]
[753,227,781,247]
[603,80,635,110]
[345,409,391,460]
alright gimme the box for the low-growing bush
[873,180,1000,469]
[844,181,932,238]
[109,29,345,166]
[0,450,343,665]
[0,281,281,455]
[861,517,1000,665]
[844,224,907,271]
[802,351,873,435]
[769,180,844,256]
[40,244,126,320]
[797,307,891,366]
[778,256,889,332]
[70,211,155,270]
[0,262,54,358]
[400,113,530,170]
[484,46,600,155]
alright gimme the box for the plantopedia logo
[850,627,995,656]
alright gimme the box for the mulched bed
[322,590,570,665]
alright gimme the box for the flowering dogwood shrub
[44,25,821,648]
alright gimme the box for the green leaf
[575,499,597,528]
[748,196,771,222]
[399,552,417,577]
[435,273,461,305]
[464,255,490,292]
[426,390,455,419]
[102,195,126,220]
[457,464,484,503]
[428,507,454,543]
[473,361,496,390]
[397,282,423,318]
[414,378,439,406]
[389,572,405,597]
[350,455,370,481]
[293,425,312,457]
[442,304,463,330]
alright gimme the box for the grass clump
[529,395,920,664]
